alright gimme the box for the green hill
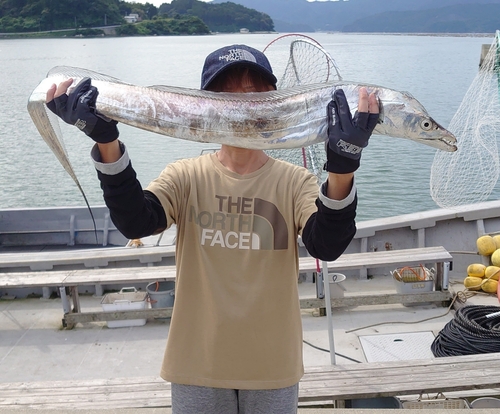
[0,0,125,32]
[159,0,274,33]
[0,0,274,35]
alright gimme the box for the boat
[1,198,500,409]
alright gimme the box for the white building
[124,13,139,24]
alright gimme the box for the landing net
[430,31,500,208]
[263,34,342,182]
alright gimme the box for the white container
[328,273,346,298]
[470,397,500,408]
[101,287,148,328]
[393,279,434,295]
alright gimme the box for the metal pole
[322,260,336,365]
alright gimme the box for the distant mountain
[344,4,500,33]
[210,0,500,32]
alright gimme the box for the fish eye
[420,119,433,131]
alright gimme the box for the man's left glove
[324,89,379,174]
[46,77,119,143]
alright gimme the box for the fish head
[374,90,457,152]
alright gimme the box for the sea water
[0,33,494,220]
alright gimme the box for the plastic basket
[392,265,436,298]
[401,393,470,409]
[391,264,433,283]
[101,287,148,328]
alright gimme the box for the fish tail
[27,85,99,245]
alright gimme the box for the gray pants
[171,383,299,414]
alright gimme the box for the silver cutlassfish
[27,66,457,191]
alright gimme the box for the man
[46,44,378,414]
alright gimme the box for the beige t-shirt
[146,153,319,390]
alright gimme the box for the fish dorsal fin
[401,90,416,100]
[149,85,175,91]
[47,66,132,85]
[149,82,339,102]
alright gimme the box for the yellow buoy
[485,266,500,281]
[491,249,500,266]
[467,263,486,278]
[493,235,500,249]
[482,279,498,294]
[477,235,497,256]
[464,276,483,290]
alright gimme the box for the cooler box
[101,287,148,328]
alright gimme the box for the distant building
[124,13,140,24]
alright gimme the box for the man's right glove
[324,88,379,174]
[46,77,119,143]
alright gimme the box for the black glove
[46,77,119,143]
[324,89,379,174]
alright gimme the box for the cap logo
[219,48,257,64]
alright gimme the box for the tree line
[0,0,274,36]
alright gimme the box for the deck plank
[0,267,176,289]
[298,246,452,272]
[62,267,176,286]
[1,354,500,409]
[300,354,500,400]
[0,245,176,271]
[0,270,68,287]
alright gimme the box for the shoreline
[0,31,495,40]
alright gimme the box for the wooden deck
[1,353,499,409]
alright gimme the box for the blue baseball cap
[201,44,277,90]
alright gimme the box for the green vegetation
[0,0,125,32]
[0,0,273,36]
[160,0,274,33]
[117,15,209,36]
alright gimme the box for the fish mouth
[419,131,457,152]
[433,121,458,152]
[428,138,457,152]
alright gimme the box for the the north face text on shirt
[189,195,288,250]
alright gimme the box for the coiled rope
[431,305,500,357]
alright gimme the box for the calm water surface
[0,33,494,220]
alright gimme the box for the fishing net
[430,31,500,208]
[263,34,342,182]
[263,34,342,89]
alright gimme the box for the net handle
[262,33,323,53]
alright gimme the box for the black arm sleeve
[301,195,357,262]
[96,162,167,239]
